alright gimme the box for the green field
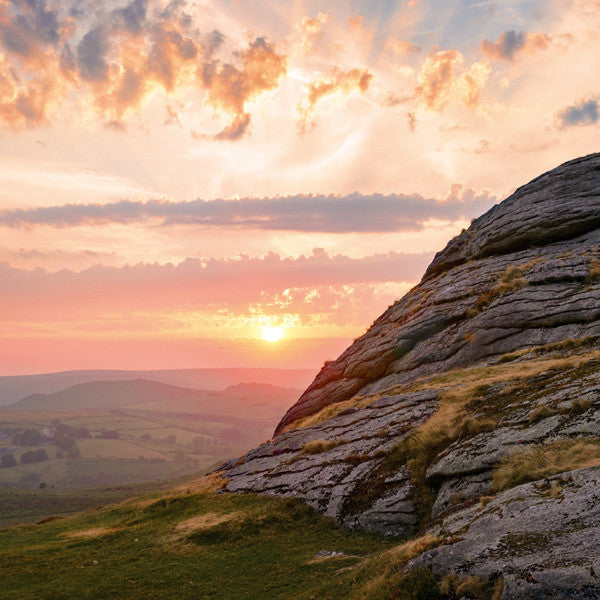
[0,381,294,489]
[0,485,447,600]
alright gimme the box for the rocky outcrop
[275,153,600,433]
[218,154,600,598]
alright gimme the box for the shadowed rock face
[218,154,600,598]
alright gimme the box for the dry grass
[413,349,600,397]
[283,347,600,433]
[282,395,377,432]
[528,405,556,424]
[469,263,534,316]
[64,527,119,539]
[175,512,241,534]
[493,438,600,492]
[172,471,229,495]
[301,439,346,455]
[440,573,500,599]
[589,258,600,280]
[348,534,440,600]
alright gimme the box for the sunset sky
[1,0,599,375]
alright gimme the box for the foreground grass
[0,486,411,600]
[0,477,202,528]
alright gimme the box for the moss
[500,532,550,555]
[589,258,600,280]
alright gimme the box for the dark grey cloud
[111,0,149,34]
[0,0,62,57]
[481,30,526,60]
[556,98,599,128]
[77,26,110,81]
[481,30,549,62]
[0,190,496,232]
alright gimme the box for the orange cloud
[0,51,62,129]
[201,37,287,140]
[0,2,287,139]
[297,67,372,132]
[347,14,365,31]
[416,49,490,111]
[481,30,551,61]
[296,12,331,52]
[387,39,421,56]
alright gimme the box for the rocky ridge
[218,153,600,598]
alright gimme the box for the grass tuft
[301,439,347,455]
[493,438,600,492]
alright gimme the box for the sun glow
[261,326,284,343]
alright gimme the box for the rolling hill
[10,379,298,421]
[0,368,316,406]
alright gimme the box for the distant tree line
[51,420,92,439]
[1,448,50,468]
[20,449,49,464]
[12,428,45,446]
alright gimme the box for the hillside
[0,368,316,406]
[216,154,600,598]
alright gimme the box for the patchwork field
[0,380,301,492]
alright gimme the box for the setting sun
[261,326,284,343]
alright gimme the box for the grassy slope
[0,489,404,600]
[0,479,188,528]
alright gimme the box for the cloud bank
[0,249,433,319]
[0,189,495,232]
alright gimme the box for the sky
[1,0,599,375]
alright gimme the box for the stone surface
[413,467,600,599]
[218,154,600,597]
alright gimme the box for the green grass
[0,490,404,600]
[0,479,192,528]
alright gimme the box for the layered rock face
[218,154,600,598]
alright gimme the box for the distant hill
[9,379,300,421]
[0,368,315,406]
